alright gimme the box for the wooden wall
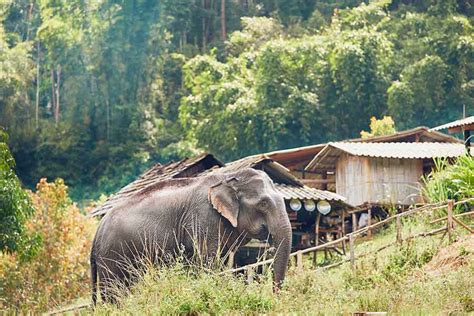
[336,154,423,206]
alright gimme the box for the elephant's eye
[258,199,269,209]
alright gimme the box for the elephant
[90,168,292,304]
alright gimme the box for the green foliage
[422,155,474,212]
[360,115,396,138]
[0,178,96,312]
[0,129,37,257]
[0,0,473,200]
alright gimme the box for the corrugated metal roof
[275,183,346,201]
[91,152,354,217]
[209,154,272,173]
[331,142,466,159]
[306,142,467,171]
[430,116,474,131]
[202,154,302,186]
[90,153,223,217]
[263,127,461,170]
[349,126,461,143]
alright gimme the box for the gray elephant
[90,168,292,304]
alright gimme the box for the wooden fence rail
[224,197,474,276]
[47,198,473,314]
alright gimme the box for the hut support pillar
[313,212,321,266]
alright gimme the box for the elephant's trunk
[268,210,292,291]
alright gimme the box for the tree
[0,129,37,257]
[360,116,396,138]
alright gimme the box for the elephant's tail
[90,239,98,306]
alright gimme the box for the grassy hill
[92,215,474,315]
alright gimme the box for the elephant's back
[95,182,206,258]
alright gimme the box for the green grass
[91,216,474,315]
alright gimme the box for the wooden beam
[301,179,335,185]
[448,123,474,133]
[430,209,474,224]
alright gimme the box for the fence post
[447,199,454,242]
[352,213,358,232]
[396,216,402,245]
[367,206,372,238]
[246,266,254,284]
[349,234,355,273]
[341,210,346,254]
[296,250,303,272]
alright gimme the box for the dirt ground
[424,234,474,276]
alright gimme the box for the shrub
[0,178,96,312]
[422,155,474,213]
[0,129,37,257]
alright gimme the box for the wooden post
[296,250,303,272]
[447,199,454,242]
[321,173,328,190]
[341,210,346,254]
[367,207,372,238]
[352,213,357,232]
[396,216,402,245]
[349,234,355,273]
[246,266,254,284]
[313,212,321,265]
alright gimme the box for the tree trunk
[220,0,226,40]
[26,2,33,41]
[106,98,110,141]
[35,41,40,129]
[202,0,207,49]
[51,68,56,122]
[54,65,61,126]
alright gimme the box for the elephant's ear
[208,178,239,228]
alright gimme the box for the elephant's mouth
[255,225,270,241]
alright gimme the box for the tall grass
[422,155,474,214]
[95,261,275,315]
[94,217,474,315]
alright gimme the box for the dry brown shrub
[0,178,96,312]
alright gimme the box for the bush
[0,129,36,257]
[422,155,474,213]
[0,178,96,312]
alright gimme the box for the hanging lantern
[304,199,316,212]
[317,200,331,215]
[289,199,302,211]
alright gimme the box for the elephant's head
[209,168,292,290]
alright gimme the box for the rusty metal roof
[201,154,302,186]
[90,153,224,217]
[91,152,354,217]
[306,142,467,171]
[430,116,474,132]
[275,183,346,201]
[349,126,461,143]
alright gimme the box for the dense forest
[1,0,473,201]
